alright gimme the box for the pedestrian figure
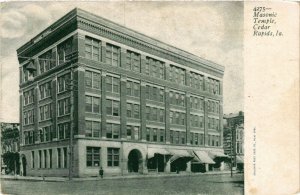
[99,167,104,178]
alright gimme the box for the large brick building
[17,8,225,177]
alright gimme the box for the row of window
[126,103,140,119]
[145,106,165,122]
[190,96,204,110]
[126,125,140,140]
[145,85,164,102]
[190,132,204,146]
[58,98,70,116]
[190,114,204,128]
[208,135,220,146]
[126,80,140,97]
[24,89,34,105]
[169,65,185,85]
[85,96,101,113]
[24,109,34,125]
[207,100,220,114]
[31,148,68,169]
[39,104,52,121]
[207,78,220,95]
[208,117,220,130]
[146,127,165,142]
[87,147,120,167]
[40,81,52,99]
[169,91,185,107]
[170,111,185,125]
[170,130,186,145]
[38,126,52,143]
[189,72,204,91]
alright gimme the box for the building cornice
[17,8,224,77]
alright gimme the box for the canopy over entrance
[147,148,170,159]
[193,151,215,164]
[208,151,229,159]
[168,149,194,163]
[236,156,244,163]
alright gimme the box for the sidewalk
[1,171,242,182]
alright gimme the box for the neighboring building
[17,8,225,177]
[223,111,244,169]
[1,123,20,173]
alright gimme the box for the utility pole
[230,128,233,178]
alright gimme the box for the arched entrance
[21,155,27,176]
[128,149,142,173]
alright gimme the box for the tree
[2,152,20,174]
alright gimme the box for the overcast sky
[0,1,243,123]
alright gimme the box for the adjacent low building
[17,8,225,177]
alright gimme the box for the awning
[236,156,244,163]
[148,148,170,159]
[168,149,194,163]
[208,151,229,159]
[193,151,215,164]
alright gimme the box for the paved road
[1,174,244,195]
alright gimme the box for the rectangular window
[58,38,73,65]
[175,131,179,144]
[133,126,139,140]
[86,147,100,167]
[146,106,150,120]
[63,147,68,168]
[159,109,164,122]
[126,126,132,140]
[106,123,120,139]
[146,128,150,141]
[181,132,185,144]
[106,44,120,66]
[133,104,140,119]
[153,128,157,142]
[194,133,199,145]
[190,133,194,145]
[39,49,56,73]
[170,130,174,144]
[57,73,71,93]
[44,150,47,168]
[160,129,164,142]
[58,122,70,140]
[107,148,119,167]
[39,150,42,168]
[49,149,52,168]
[57,148,61,168]
[126,50,140,72]
[39,82,52,99]
[31,151,35,168]
[126,103,132,118]
[85,36,101,61]
[106,75,120,93]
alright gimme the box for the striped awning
[193,151,215,164]
[208,151,229,159]
[236,156,244,163]
[168,149,194,163]
[148,148,170,159]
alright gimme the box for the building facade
[17,8,225,177]
[223,111,244,169]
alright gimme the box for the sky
[0,1,244,123]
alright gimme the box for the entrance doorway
[21,155,27,176]
[128,149,142,173]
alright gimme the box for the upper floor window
[169,65,185,85]
[24,89,34,105]
[106,44,120,66]
[85,36,101,61]
[169,111,185,125]
[58,122,70,140]
[207,78,220,95]
[58,98,71,116]
[24,109,34,125]
[126,50,140,72]
[85,121,101,138]
[145,85,164,102]
[85,71,101,89]
[126,103,140,119]
[85,96,100,114]
[40,103,52,121]
[126,80,140,98]
[169,91,185,107]
[106,124,120,139]
[145,57,164,79]
[106,75,120,93]
[190,72,204,91]
[39,125,52,143]
[190,96,204,110]
[106,99,120,116]
[39,50,56,74]
[57,73,71,93]
[40,81,52,99]
[58,38,73,65]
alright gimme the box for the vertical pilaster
[165,88,170,144]
[165,63,170,81]
[219,101,223,147]
[19,67,23,85]
[203,76,208,92]
[140,82,146,141]
[34,85,39,143]
[101,41,106,63]
[120,76,127,139]
[141,54,147,75]
[120,48,127,69]
[204,98,209,146]
[185,70,190,87]
[51,77,57,140]
[77,33,86,58]
[186,93,191,145]
[19,93,23,145]
[74,66,85,136]
[101,71,107,138]
[219,80,223,96]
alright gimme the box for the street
[1,174,244,195]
